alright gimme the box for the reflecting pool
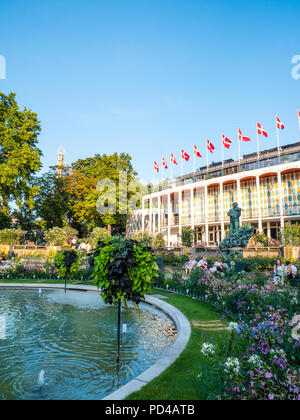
[0,289,176,400]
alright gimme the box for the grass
[126,290,231,400]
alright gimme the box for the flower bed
[154,269,300,400]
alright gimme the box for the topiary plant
[54,249,79,292]
[92,236,158,363]
[92,237,157,305]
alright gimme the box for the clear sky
[1,0,300,182]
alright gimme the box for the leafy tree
[0,211,11,229]
[44,226,78,246]
[11,206,36,233]
[0,228,21,245]
[88,227,110,247]
[65,153,139,235]
[180,228,197,247]
[280,223,300,246]
[0,92,42,211]
[34,170,70,229]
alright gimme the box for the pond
[0,289,176,400]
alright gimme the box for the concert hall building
[127,142,300,247]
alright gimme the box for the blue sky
[0,0,300,181]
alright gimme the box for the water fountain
[37,370,45,387]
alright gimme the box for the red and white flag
[154,161,159,172]
[162,157,168,169]
[298,110,300,128]
[181,149,190,162]
[222,135,232,150]
[257,122,268,138]
[207,139,215,153]
[238,128,251,142]
[194,145,202,157]
[276,116,285,130]
[171,153,178,165]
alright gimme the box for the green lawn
[127,290,231,400]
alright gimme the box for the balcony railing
[158,205,300,227]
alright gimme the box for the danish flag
[238,128,251,142]
[162,157,168,169]
[298,110,300,128]
[257,122,268,137]
[181,149,190,162]
[154,161,159,172]
[171,153,178,165]
[276,116,284,130]
[194,145,202,158]
[222,135,232,150]
[207,139,215,153]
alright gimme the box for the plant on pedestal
[92,236,158,362]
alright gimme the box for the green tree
[0,211,11,229]
[65,153,139,235]
[0,92,42,211]
[180,228,197,247]
[280,223,300,246]
[34,170,70,229]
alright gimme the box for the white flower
[224,358,240,375]
[227,322,239,332]
[248,355,263,368]
[201,343,215,357]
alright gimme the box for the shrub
[179,229,196,247]
[88,227,110,247]
[45,227,67,246]
[0,229,21,245]
[132,232,154,247]
[154,232,165,248]
[54,249,79,279]
[280,223,300,246]
[64,226,79,243]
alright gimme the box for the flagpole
[181,156,183,177]
[276,115,281,162]
[221,137,224,176]
[206,142,209,173]
[193,152,196,174]
[256,122,260,164]
[170,157,173,180]
[238,129,241,171]
[152,166,155,193]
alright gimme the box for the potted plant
[92,236,158,363]
[54,249,79,293]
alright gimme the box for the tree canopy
[65,152,138,234]
[0,92,42,213]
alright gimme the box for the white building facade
[127,143,300,247]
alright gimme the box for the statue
[219,202,254,252]
[228,202,242,235]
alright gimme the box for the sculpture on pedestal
[228,202,242,235]
[219,202,254,251]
